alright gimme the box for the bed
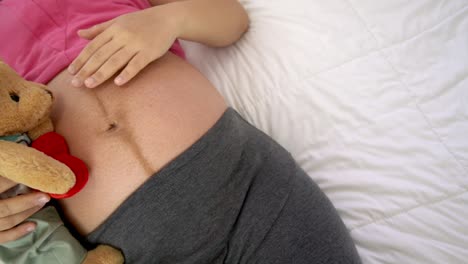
[180,0,468,263]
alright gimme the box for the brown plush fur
[0,61,123,264]
[0,61,75,194]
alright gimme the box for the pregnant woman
[0,0,361,263]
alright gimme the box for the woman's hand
[0,177,49,244]
[68,6,181,88]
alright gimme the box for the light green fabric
[0,133,31,145]
[0,206,87,264]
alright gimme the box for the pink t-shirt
[0,0,185,84]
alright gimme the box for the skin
[0,0,248,241]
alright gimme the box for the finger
[85,48,136,88]
[77,19,114,40]
[0,205,42,233]
[68,31,113,77]
[0,221,36,244]
[0,177,16,193]
[73,41,124,88]
[0,192,49,218]
[115,53,151,86]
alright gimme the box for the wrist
[150,1,188,40]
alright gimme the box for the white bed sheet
[181,0,468,263]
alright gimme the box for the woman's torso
[51,52,226,235]
[0,0,227,234]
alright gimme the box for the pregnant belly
[47,53,227,235]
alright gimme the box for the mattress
[181,0,468,263]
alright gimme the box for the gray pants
[86,108,361,264]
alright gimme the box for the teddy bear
[0,60,124,264]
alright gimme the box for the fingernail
[77,27,91,34]
[68,65,76,74]
[85,77,96,88]
[37,195,50,205]
[71,78,82,87]
[115,76,124,85]
[25,225,35,233]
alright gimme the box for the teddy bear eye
[9,92,20,103]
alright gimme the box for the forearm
[152,0,249,47]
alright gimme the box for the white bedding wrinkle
[181,0,468,263]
